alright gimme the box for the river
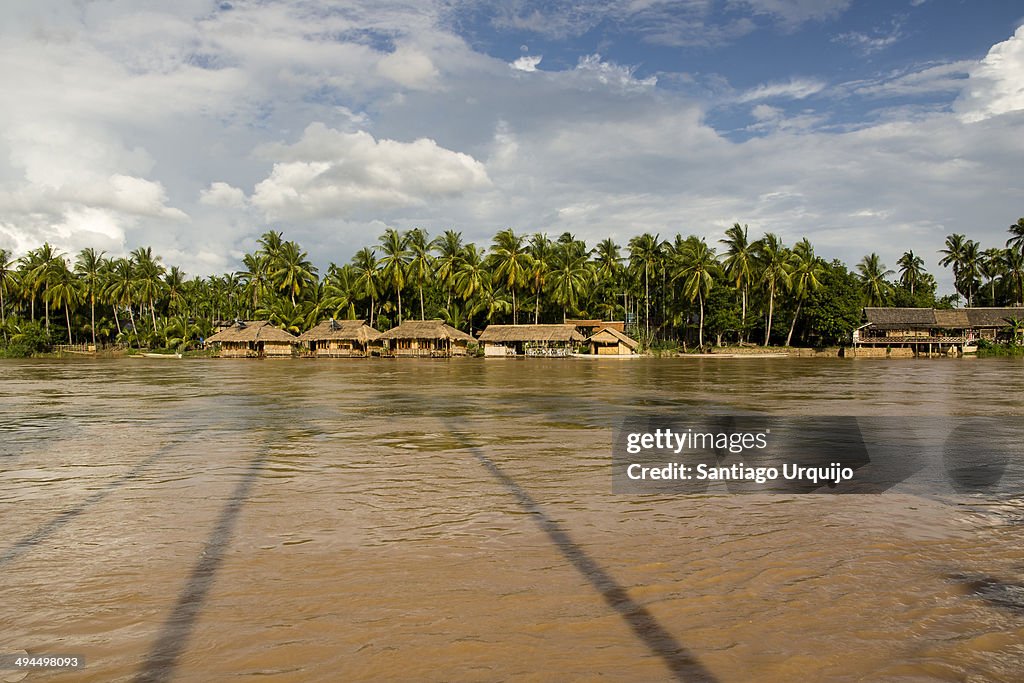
[1,357,1022,682]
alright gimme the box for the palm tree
[628,233,661,339]
[258,230,285,261]
[720,224,756,342]
[164,266,186,316]
[857,253,895,306]
[939,233,970,303]
[239,252,271,315]
[431,230,464,311]
[896,250,926,296]
[489,228,531,325]
[27,243,64,330]
[593,238,623,318]
[672,237,719,348]
[322,263,357,320]
[46,259,81,344]
[454,244,487,301]
[406,228,433,320]
[1001,246,1024,305]
[105,257,136,339]
[351,247,380,327]
[527,233,554,323]
[548,243,592,322]
[1007,217,1024,250]
[0,248,16,331]
[271,241,317,306]
[754,233,792,346]
[131,247,166,330]
[74,248,106,348]
[958,239,982,307]
[378,228,410,325]
[785,239,825,347]
[981,247,1005,305]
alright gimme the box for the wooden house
[379,319,474,357]
[586,327,640,355]
[204,320,297,358]
[853,307,1024,355]
[297,319,382,357]
[478,324,583,357]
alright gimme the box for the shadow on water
[0,438,186,568]
[134,451,266,683]
[444,419,719,683]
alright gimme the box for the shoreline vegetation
[2,219,1024,359]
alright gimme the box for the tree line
[1,218,1022,355]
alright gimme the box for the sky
[0,0,1022,292]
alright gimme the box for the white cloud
[573,54,658,91]
[0,0,1019,296]
[955,24,1024,123]
[833,20,904,56]
[511,55,543,72]
[736,77,826,102]
[729,0,851,28]
[377,45,440,90]
[251,123,491,220]
[200,182,247,208]
[846,61,972,98]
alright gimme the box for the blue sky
[0,0,1022,292]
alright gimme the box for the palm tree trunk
[764,283,775,347]
[785,301,802,347]
[151,299,157,330]
[65,307,72,344]
[397,288,403,324]
[741,285,747,342]
[535,285,540,324]
[113,307,122,336]
[644,268,650,338]
[44,292,50,330]
[419,286,425,320]
[698,294,704,348]
[512,289,517,325]
[91,296,96,347]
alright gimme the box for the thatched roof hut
[863,307,936,329]
[205,320,297,358]
[479,324,583,343]
[856,306,1024,354]
[478,324,583,356]
[587,326,639,355]
[379,319,474,357]
[965,307,1024,327]
[297,319,382,357]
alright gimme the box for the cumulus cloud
[200,182,247,208]
[251,123,491,220]
[955,24,1024,123]
[511,55,542,72]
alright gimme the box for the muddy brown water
[1,357,1023,682]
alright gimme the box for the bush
[0,321,52,357]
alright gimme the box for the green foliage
[802,260,863,346]
[0,320,52,357]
